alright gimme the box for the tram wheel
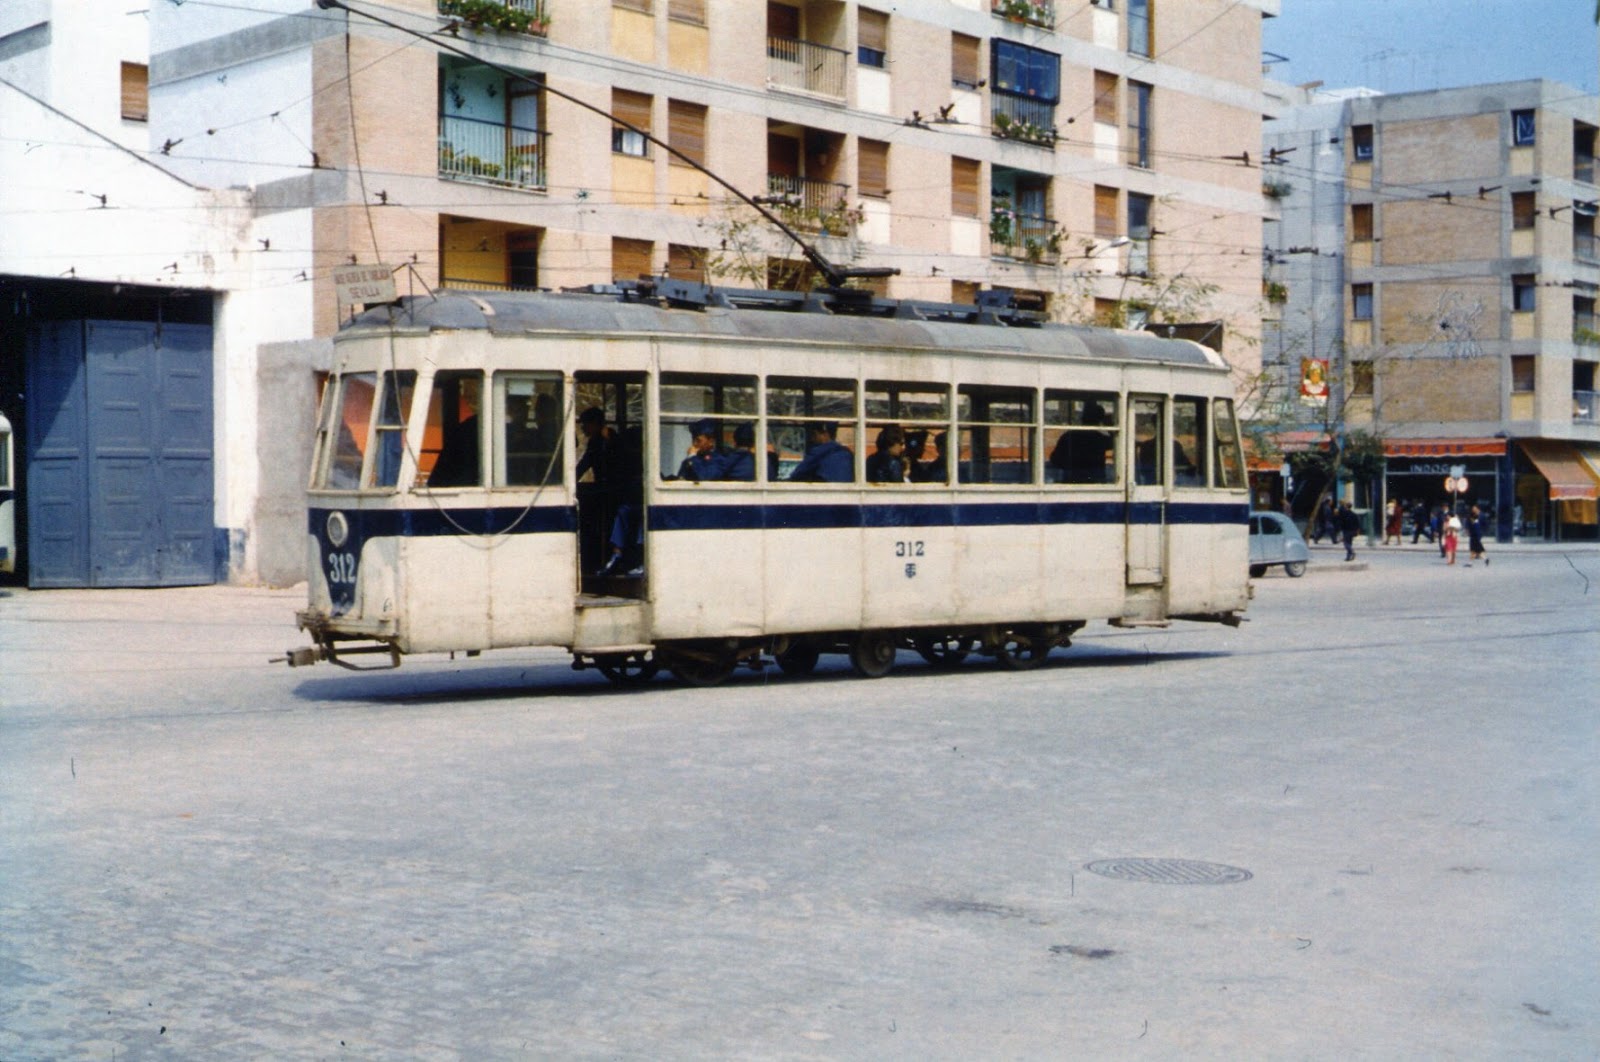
[914,634,976,669]
[665,650,736,688]
[850,632,897,679]
[775,643,821,676]
[596,652,659,687]
[995,631,1050,671]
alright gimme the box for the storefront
[1382,438,1512,541]
[1514,439,1600,541]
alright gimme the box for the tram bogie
[287,286,1250,685]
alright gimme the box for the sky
[1262,0,1598,97]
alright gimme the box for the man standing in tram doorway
[1337,500,1361,562]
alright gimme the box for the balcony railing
[766,36,847,101]
[992,95,1057,147]
[989,207,1059,264]
[1575,232,1598,262]
[1578,158,1596,184]
[765,174,857,235]
[439,115,547,191]
[436,0,550,36]
[1575,390,1598,422]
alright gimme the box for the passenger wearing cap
[787,420,854,482]
[676,418,730,482]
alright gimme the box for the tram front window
[420,371,484,488]
[1172,397,1207,488]
[1213,398,1247,489]
[322,372,376,490]
[370,371,417,489]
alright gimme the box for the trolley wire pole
[313,0,898,291]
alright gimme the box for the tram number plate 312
[894,540,925,558]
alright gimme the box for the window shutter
[667,100,707,166]
[859,9,888,55]
[951,157,979,217]
[612,89,652,135]
[121,62,149,122]
[613,238,654,283]
[668,0,706,25]
[1094,185,1119,238]
[613,0,651,12]
[667,244,705,283]
[1351,203,1374,242]
[1094,70,1118,125]
[951,33,980,88]
[859,139,889,198]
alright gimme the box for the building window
[1351,282,1373,320]
[1512,274,1536,313]
[991,40,1060,102]
[1511,355,1535,393]
[667,244,705,283]
[1576,209,1597,261]
[120,62,149,122]
[1094,185,1119,239]
[1128,81,1152,168]
[1511,109,1535,147]
[1576,296,1597,343]
[667,99,706,167]
[1094,70,1118,125]
[1350,360,1374,397]
[952,32,981,89]
[858,138,889,199]
[667,0,706,25]
[611,89,651,157]
[1127,0,1152,57]
[1511,190,1536,230]
[1351,124,1373,161]
[613,237,653,284]
[858,8,888,69]
[1351,202,1374,242]
[952,156,980,217]
[1128,191,1153,273]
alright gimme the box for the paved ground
[1,543,1597,1060]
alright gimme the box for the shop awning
[1244,430,1327,472]
[1519,439,1600,500]
[1383,437,1507,457]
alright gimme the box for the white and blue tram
[287,285,1250,685]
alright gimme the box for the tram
[284,283,1250,685]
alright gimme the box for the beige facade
[156,0,1275,375]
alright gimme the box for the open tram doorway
[574,372,647,598]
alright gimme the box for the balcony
[1575,391,1598,423]
[991,0,1054,30]
[437,0,550,36]
[766,36,847,101]
[992,95,1057,147]
[765,174,857,236]
[439,115,547,191]
[989,203,1059,264]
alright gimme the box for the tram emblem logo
[905,563,917,579]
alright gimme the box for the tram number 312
[327,551,358,584]
[894,540,925,557]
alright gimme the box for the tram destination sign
[333,264,397,308]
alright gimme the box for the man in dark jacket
[788,421,854,482]
[1337,501,1361,561]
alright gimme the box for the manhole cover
[1084,858,1252,885]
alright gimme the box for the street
[2,545,1597,1060]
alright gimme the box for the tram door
[574,372,648,597]
[1126,395,1166,585]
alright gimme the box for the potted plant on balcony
[438,0,550,37]
[990,197,1016,249]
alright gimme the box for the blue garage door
[26,320,215,588]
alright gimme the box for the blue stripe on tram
[309,501,1248,538]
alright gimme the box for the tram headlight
[326,510,350,549]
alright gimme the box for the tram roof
[340,288,1225,370]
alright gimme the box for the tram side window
[1212,398,1247,489]
[1043,390,1118,484]
[865,381,951,484]
[658,373,759,482]
[1131,397,1164,486]
[957,385,1033,485]
[769,377,858,483]
[1172,397,1207,488]
[369,370,417,489]
[496,373,564,488]
[419,371,484,488]
[321,372,376,490]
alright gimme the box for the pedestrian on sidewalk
[1432,505,1447,557]
[1411,500,1433,544]
[1467,505,1489,565]
[1384,499,1403,545]
[1443,508,1462,565]
[1338,501,1361,562]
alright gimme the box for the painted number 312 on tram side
[283,284,1251,686]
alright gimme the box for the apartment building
[1,0,1275,586]
[1265,79,1600,541]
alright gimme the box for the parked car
[1249,510,1308,577]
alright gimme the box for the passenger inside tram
[865,425,910,483]
[787,421,854,482]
